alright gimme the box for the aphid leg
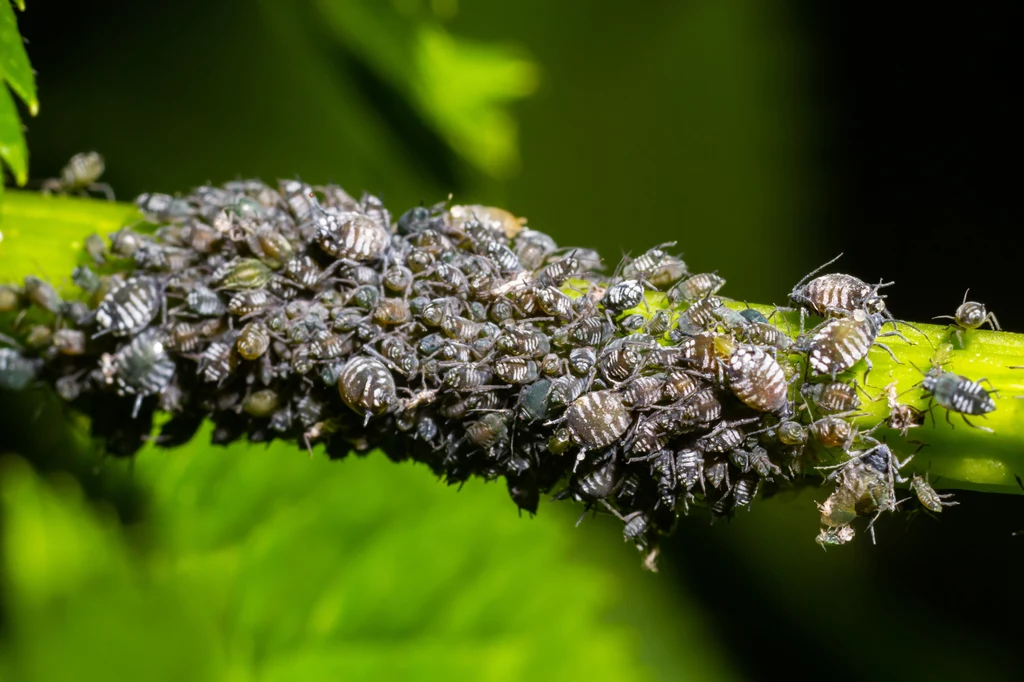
[88,182,116,201]
[959,414,994,434]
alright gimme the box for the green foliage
[0,0,36,197]
[311,0,538,178]
[0,428,739,681]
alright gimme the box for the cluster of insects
[0,176,1003,566]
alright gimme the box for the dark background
[9,1,1024,680]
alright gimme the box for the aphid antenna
[791,252,845,291]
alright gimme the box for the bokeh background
[3,1,1024,680]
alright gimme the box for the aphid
[537,256,580,287]
[620,374,665,408]
[314,202,390,262]
[809,415,854,449]
[186,286,227,317]
[450,204,527,240]
[113,329,176,418]
[704,460,730,490]
[282,255,321,289]
[25,325,52,348]
[373,298,411,326]
[623,242,676,278]
[465,413,509,450]
[672,331,719,373]
[598,342,646,383]
[212,257,274,290]
[51,329,86,355]
[644,310,672,335]
[83,233,107,265]
[0,348,42,391]
[42,151,112,199]
[228,289,275,317]
[109,227,144,258]
[548,374,591,409]
[622,512,650,543]
[673,386,723,429]
[199,337,238,385]
[72,265,102,295]
[562,390,631,468]
[242,389,280,418]
[136,192,192,221]
[236,321,271,360]
[534,286,575,320]
[441,315,482,341]
[383,265,414,294]
[568,316,614,347]
[667,272,725,305]
[95,276,161,337]
[618,314,646,332]
[486,242,521,272]
[0,285,22,312]
[602,279,645,313]
[495,357,539,384]
[733,477,758,510]
[801,380,861,414]
[882,381,924,436]
[776,420,807,446]
[568,347,597,376]
[920,367,997,431]
[515,229,558,270]
[788,254,889,322]
[738,321,791,350]
[674,448,705,491]
[442,363,493,390]
[910,474,958,513]
[23,276,62,314]
[823,443,912,541]
[337,356,397,418]
[802,309,902,379]
[934,290,1001,348]
[626,413,672,455]
[567,460,620,502]
[517,379,553,422]
[496,324,549,357]
[696,419,755,453]
[724,345,790,414]
[662,370,702,402]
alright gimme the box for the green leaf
[312,0,538,178]
[0,0,36,191]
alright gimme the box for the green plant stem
[2,189,1023,494]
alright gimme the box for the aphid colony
[0,180,999,565]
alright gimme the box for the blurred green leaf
[0,0,37,192]
[313,0,538,178]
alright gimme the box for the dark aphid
[198,336,238,385]
[602,279,645,314]
[55,374,85,401]
[568,316,614,347]
[671,331,719,373]
[622,512,650,543]
[739,321,792,350]
[803,309,901,379]
[237,321,271,360]
[311,330,352,360]
[563,390,631,466]
[921,367,997,431]
[95,276,161,337]
[25,325,52,349]
[228,289,275,317]
[72,265,102,295]
[568,347,597,376]
[23,276,62,314]
[534,286,576,320]
[495,357,539,384]
[598,342,646,384]
[667,272,725,305]
[383,265,414,294]
[112,329,176,418]
[282,255,321,289]
[626,413,672,455]
[910,474,958,513]
[733,477,758,510]
[83,233,107,265]
[934,290,1001,348]
[883,381,924,436]
[380,336,418,376]
[465,413,509,450]
[624,242,676,278]
[441,315,482,341]
[647,256,689,290]
[136,192,192,221]
[739,308,769,325]
[164,321,200,352]
[315,205,390,261]
[676,295,723,330]
[60,301,92,326]
[350,285,380,310]
[662,370,703,402]
[823,443,912,540]
[789,254,889,320]
[42,151,111,198]
[496,324,550,357]
[442,362,493,390]
[452,204,526,240]
[674,448,705,491]
[618,314,646,332]
[517,379,553,422]
[746,446,782,479]
[291,345,315,374]
[620,374,665,408]
[549,375,591,409]
[515,229,558,270]
[696,419,755,453]
[568,460,620,502]
[810,415,854,449]
[0,348,42,391]
[186,285,227,317]
[337,356,397,418]
[644,310,672,335]
[673,386,723,429]
[247,225,295,268]
[373,298,411,326]
[704,460,730,491]
[397,205,440,235]
[109,227,145,258]
[52,329,86,355]
[212,257,274,290]
[802,380,861,414]
[725,345,790,414]
[538,255,579,287]
[486,242,521,272]
[242,389,280,418]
